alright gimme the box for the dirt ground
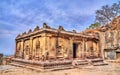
[0,63,120,75]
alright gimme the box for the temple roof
[16,23,99,40]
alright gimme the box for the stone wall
[98,16,120,60]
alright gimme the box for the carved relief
[23,41,30,59]
[111,32,114,46]
[36,39,40,49]
[63,48,68,58]
[105,32,112,48]
[28,29,32,33]
[118,31,120,40]
[118,31,120,47]
[110,18,118,30]
[56,46,64,58]
[34,26,40,31]
[43,23,50,28]
[34,38,40,60]
[16,42,21,57]
[25,45,30,55]
[22,32,26,35]
[49,47,55,58]
[58,26,65,31]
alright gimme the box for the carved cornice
[28,29,32,34]
[16,23,99,40]
[34,26,40,31]
[43,23,51,28]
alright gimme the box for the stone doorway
[73,43,78,58]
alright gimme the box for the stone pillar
[15,40,17,58]
[69,37,73,59]
[41,33,46,55]
[21,39,24,59]
[100,32,105,59]
[46,36,50,59]
[93,41,97,57]
[85,40,87,58]
[30,37,33,59]
[77,44,80,58]
[98,40,102,58]
[47,36,50,51]
[82,38,85,59]
[45,34,47,50]
[114,30,118,47]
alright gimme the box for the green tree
[87,22,100,29]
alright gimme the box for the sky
[0,0,119,55]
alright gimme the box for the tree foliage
[95,1,120,25]
[87,22,100,29]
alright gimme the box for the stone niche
[23,40,30,60]
[56,37,69,59]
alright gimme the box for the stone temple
[11,16,120,71]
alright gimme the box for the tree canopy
[95,1,120,25]
[87,22,100,29]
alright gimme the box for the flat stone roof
[16,27,99,40]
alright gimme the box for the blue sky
[0,0,119,55]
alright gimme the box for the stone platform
[10,58,108,71]
[11,58,73,71]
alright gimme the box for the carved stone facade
[97,16,120,60]
[15,23,100,61]
[14,16,120,61]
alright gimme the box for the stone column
[46,36,50,59]
[45,34,47,50]
[30,37,33,59]
[47,36,50,51]
[54,36,57,59]
[15,40,17,58]
[85,39,87,58]
[114,31,118,47]
[98,40,102,58]
[41,33,46,55]
[21,39,24,59]
[99,32,105,59]
[77,44,80,58]
[69,37,73,59]
[82,38,85,59]
[93,41,97,57]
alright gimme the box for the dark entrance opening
[73,43,78,58]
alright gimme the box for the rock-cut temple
[12,16,120,71]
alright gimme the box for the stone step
[93,62,108,66]
[90,58,103,62]
[72,60,88,66]
[86,58,108,66]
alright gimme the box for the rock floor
[0,63,120,75]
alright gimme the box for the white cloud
[0,29,18,38]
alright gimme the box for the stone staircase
[72,59,88,66]
[73,58,108,66]
[87,58,108,66]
